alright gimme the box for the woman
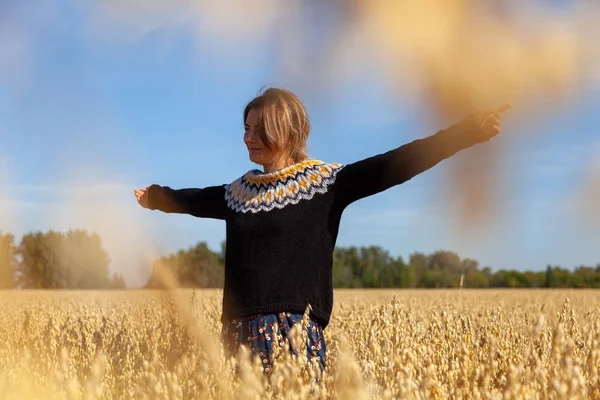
[134,88,509,373]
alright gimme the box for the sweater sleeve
[146,184,227,220]
[333,123,488,209]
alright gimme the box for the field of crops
[1,289,600,399]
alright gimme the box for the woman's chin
[248,154,266,167]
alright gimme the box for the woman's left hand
[134,187,149,208]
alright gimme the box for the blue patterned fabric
[221,312,327,373]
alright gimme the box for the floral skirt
[221,312,327,373]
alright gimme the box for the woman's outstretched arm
[134,184,227,220]
[333,106,510,209]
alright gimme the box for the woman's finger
[479,114,491,127]
[481,114,499,128]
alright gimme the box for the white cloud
[0,1,58,91]
[89,0,295,47]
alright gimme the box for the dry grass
[1,289,600,399]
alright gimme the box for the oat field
[1,289,600,399]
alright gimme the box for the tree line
[146,241,600,289]
[2,229,599,290]
[331,247,600,289]
[0,230,125,289]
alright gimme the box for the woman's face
[244,108,279,168]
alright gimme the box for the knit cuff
[146,184,161,210]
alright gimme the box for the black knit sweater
[147,124,489,328]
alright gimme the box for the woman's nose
[244,129,255,143]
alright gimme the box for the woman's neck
[263,157,295,173]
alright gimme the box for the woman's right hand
[457,104,511,143]
[134,187,149,208]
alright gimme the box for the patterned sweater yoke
[147,124,486,329]
[225,160,344,213]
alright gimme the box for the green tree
[16,231,59,288]
[379,256,407,288]
[400,259,416,288]
[409,252,428,287]
[573,266,598,288]
[545,265,558,288]
[0,232,15,288]
[15,230,115,289]
[62,229,112,288]
[332,248,352,288]
[360,246,392,288]
[464,270,490,288]
[461,258,479,275]
[522,271,546,288]
[145,241,224,288]
[429,251,462,274]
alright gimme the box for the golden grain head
[1,290,599,399]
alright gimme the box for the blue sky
[1,1,599,286]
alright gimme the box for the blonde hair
[243,87,310,165]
